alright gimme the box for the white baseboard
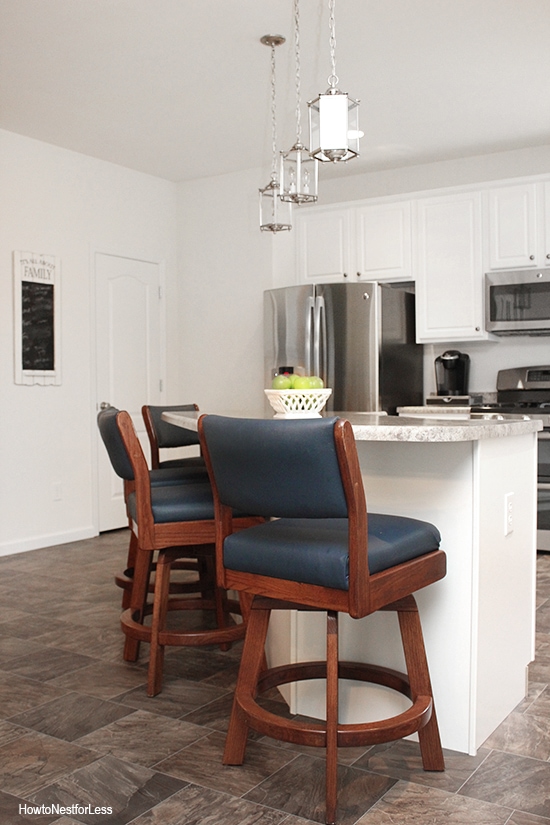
[0,526,98,557]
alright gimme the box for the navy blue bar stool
[97,407,262,696]
[198,414,446,825]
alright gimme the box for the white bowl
[264,388,332,418]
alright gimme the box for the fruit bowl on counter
[264,388,332,418]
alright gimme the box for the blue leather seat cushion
[223,514,441,590]
[149,465,209,487]
[127,482,215,523]
[158,457,206,470]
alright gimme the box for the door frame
[89,245,167,534]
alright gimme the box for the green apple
[293,375,312,390]
[308,375,324,389]
[272,374,291,390]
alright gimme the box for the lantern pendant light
[259,35,292,233]
[308,0,361,163]
[280,0,318,204]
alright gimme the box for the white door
[95,252,163,531]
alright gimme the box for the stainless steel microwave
[485,268,550,335]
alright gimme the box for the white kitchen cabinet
[296,201,412,284]
[355,200,412,281]
[296,207,352,283]
[488,183,538,269]
[415,191,489,341]
[542,182,550,266]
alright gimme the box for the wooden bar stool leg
[238,592,268,673]
[224,599,271,766]
[199,554,214,600]
[121,531,138,609]
[123,549,153,662]
[147,550,172,697]
[397,596,444,771]
[214,585,231,652]
[325,610,339,825]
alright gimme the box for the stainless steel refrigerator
[264,282,423,413]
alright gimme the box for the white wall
[318,145,550,204]
[176,167,277,417]
[0,129,178,555]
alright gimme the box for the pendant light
[259,35,292,233]
[308,0,361,163]
[280,0,318,204]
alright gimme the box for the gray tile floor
[0,529,549,824]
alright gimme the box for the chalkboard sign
[14,252,61,385]
[21,281,55,370]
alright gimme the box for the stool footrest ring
[231,659,433,750]
[121,606,246,648]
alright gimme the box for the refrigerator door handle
[305,296,315,376]
[314,295,325,378]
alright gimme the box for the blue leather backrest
[97,407,134,481]
[201,416,348,519]
[146,405,201,448]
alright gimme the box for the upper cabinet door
[488,183,538,269]
[415,191,487,342]
[542,182,550,266]
[296,207,352,283]
[355,201,412,281]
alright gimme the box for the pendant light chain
[328,0,339,89]
[294,0,302,144]
[269,42,278,180]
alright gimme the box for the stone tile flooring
[0,529,549,824]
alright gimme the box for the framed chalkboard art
[14,252,61,385]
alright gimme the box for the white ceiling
[1,0,550,183]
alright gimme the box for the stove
[471,366,550,429]
[482,367,550,551]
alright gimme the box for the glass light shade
[308,89,360,162]
[259,179,292,232]
[280,143,318,203]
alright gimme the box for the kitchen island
[163,409,541,755]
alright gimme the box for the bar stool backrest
[143,404,200,468]
[97,406,134,481]
[201,416,349,519]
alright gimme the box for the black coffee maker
[435,350,470,397]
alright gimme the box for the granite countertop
[340,411,541,442]
[163,409,541,443]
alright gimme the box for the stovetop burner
[474,401,550,410]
